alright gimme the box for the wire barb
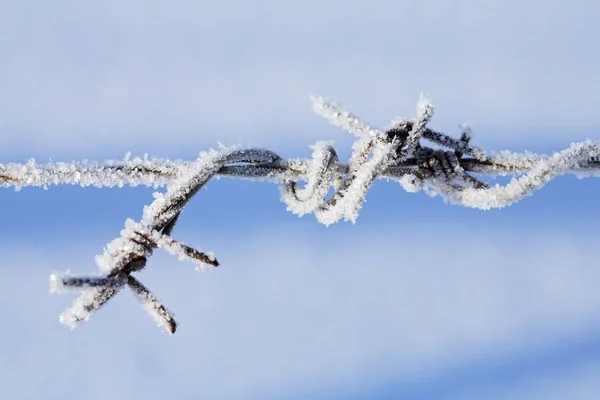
[2,94,599,333]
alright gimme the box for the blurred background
[1,1,600,399]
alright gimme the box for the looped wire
[2,94,598,333]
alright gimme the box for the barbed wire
[3,94,600,333]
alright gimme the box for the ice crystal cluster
[2,95,599,333]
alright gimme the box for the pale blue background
[1,1,600,399]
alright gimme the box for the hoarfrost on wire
[2,94,599,334]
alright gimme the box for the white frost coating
[311,95,383,138]
[141,147,242,226]
[49,272,68,294]
[53,146,281,331]
[151,231,217,269]
[96,147,251,276]
[400,94,434,158]
[310,95,383,182]
[482,150,546,175]
[448,141,600,209]
[460,122,473,142]
[138,297,173,334]
[292,142,336,203]
[316,140,396,225]
[95,228,151,275]
[0,156,184,190]
[128,279,176,334]
[398,174,423,193]
[23,94,598,334]
[313,94,435,225]
[282,94,438,225]
[281,141,340,217]
[573,168,600,179]
[59,287,120,329]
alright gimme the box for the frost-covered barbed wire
[3,94,600,333]
[50,147,278,334]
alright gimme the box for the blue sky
[1,1,600,399]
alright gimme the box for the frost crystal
[1,94,597,333]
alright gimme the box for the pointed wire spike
[180,244,219,267]
[127,276,177,334]
[460,123,473,143]
[61,275,127,289]
[59,287,121,329]
[15,98,599,334]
